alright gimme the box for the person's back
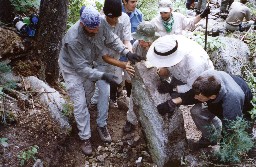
[226,1,251,25]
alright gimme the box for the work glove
[157,100,176,117]
[157,81,174,94]
[200,6,210,18]
[102,73,118,85]
[126,51,142,64]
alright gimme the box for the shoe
[97,126,112,142]
[123,121,135,133]
[81,139,92,155]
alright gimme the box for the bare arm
[193,15,202,25]
[102,55,135,76]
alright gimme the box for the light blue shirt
[122,5,143,33]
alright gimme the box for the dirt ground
[0,90,154,167]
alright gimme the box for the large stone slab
[132,62,188,167]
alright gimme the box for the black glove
[126,51,142,63]
[200,6,210,18]
[157,100,176,117]
[102,73,118,85]
[157,81,174,94]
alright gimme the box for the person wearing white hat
[146,34,214,95]
[150,0,210,36]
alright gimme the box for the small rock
[96,155,105,162]
[84,160,90,167]
[97,146,103,152]
[135,157,143,167]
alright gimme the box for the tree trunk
[0,0,14,24]
[36,0,68,85]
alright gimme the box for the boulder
[132,62,188,167]
[209,36,250,75]
[24,76,71,134]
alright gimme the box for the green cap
[132,21,160,42]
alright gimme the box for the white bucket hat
[146,34,189,68]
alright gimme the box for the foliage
[247,2,256,18]
[242,31,256,58]
[242,66,256,119]
[18,145,39,166]
[0,138,9,147]
[9,0,40,14]
[0,62,17,125]
[0,62,17,94]
[214,117,254,163]
[172,0,186,15]
[67,0,84,29]
[62,102,74,117]
[67,0,104,29]
[137,0,158,21]
[185,32,223,54]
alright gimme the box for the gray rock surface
[132,62,188,167]
[210,36,250,75]
[24,76,71,133]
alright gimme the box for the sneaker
[81,139,92,155]
[123,121,135,133]
[97,126,112,142]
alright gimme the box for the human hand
[200,6,210,18]
[125,61,135,76]
[157,100,176,116]
[157,81,174,94]
[126,51,142,63]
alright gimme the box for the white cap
[158,0,172,12]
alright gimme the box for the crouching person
[157,69,254,148]
[123,21,160,132]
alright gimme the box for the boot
[97,126,112,142]
[81,139,92,155]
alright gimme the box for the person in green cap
[123,21,161,132]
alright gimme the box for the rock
[210,36,250,75]
[24,76,71,134]
[132,62,188,167]
[32,159,43,167]
[135,157,142,167]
